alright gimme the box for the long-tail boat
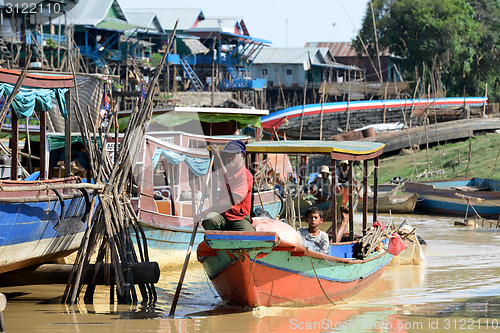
[197,140,395,307]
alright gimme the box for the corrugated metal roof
[252,47,362,71]
[95,18,143,32]
[49,0,129,27]
[119,35,155,47]
[305,41,393,57]
[253,47,319,64]
[125,12,163,32]
[126,8,204,31]
[182,38,209,55]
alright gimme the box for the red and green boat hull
[197,231,393,307]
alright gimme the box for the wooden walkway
[359,117,500,155]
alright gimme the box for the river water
[2,213,500,332]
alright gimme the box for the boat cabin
[246,140,385,242]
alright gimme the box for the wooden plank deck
[359,117,500,154]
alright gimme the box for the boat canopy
[152,147,210,177]
[119,111,263,132]
[0,69,74,120]
[0,83,69,119]
[147,136,211,177]
[246,140,384,160]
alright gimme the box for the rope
[244,253,258,303]
[203,270,219,298]
[305,248,336,305]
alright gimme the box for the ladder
[180,58,204,91]
[91,52,110,74]
[0,40,12,60]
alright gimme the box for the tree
[353,0,500,100]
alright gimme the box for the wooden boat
[404,177,500,218]
[0,176,91,274]
[197,140,395,307]
[123,132,283,266]
[0,68,93,274]
[261,97,488,139]
[367,192,418,214]
[360,184,418,214]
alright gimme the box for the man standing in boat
[197,140,255,232]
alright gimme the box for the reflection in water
[2,213,500,332]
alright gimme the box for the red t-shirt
[221,166,253,221]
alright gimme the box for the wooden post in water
[466,130,472,177]
[348,160,354,241]
[64,90,71,177]
[10,112,18,181]
[39,111,47,179]
[299,79,307,140]
[363,160,368,235]
[330,158,337,242]
[373,156,379,223]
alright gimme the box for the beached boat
[404,178,500,218]
[360,184,417,214]
[197,140,396,307]
[0,68,93,274]
[261,97,488,139]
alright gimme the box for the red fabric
[222,166,253,221]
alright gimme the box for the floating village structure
[0,0,414,111]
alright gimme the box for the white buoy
[0,293,5,312]
[0,292,5,332]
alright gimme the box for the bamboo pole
[466,130,472,177]
[64,20,179,306]
[319,81,326,140]
[299,79,307,140]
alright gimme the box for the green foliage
[46,38,57,49]
[355,0,500,101]
[148,53,163,68]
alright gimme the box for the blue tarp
[152,148,210,177]
[0,83,69,119]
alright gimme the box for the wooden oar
[169,154,214,318]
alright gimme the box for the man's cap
[339,160,348,166]
[223,140,246,156]
[320,165,330,173]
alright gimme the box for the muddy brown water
[2,213,500,332]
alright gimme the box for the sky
[118,0,371,48]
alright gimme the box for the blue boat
[404,178,500,218]
[0,176,91,274]
[0,68,93,274]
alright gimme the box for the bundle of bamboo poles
[62,21,179,306]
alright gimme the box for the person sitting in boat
[310,165,332,203]
[335,160,361,194]
[337,160,361,191]
[197,140,255,232]
[298,206,329,254]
